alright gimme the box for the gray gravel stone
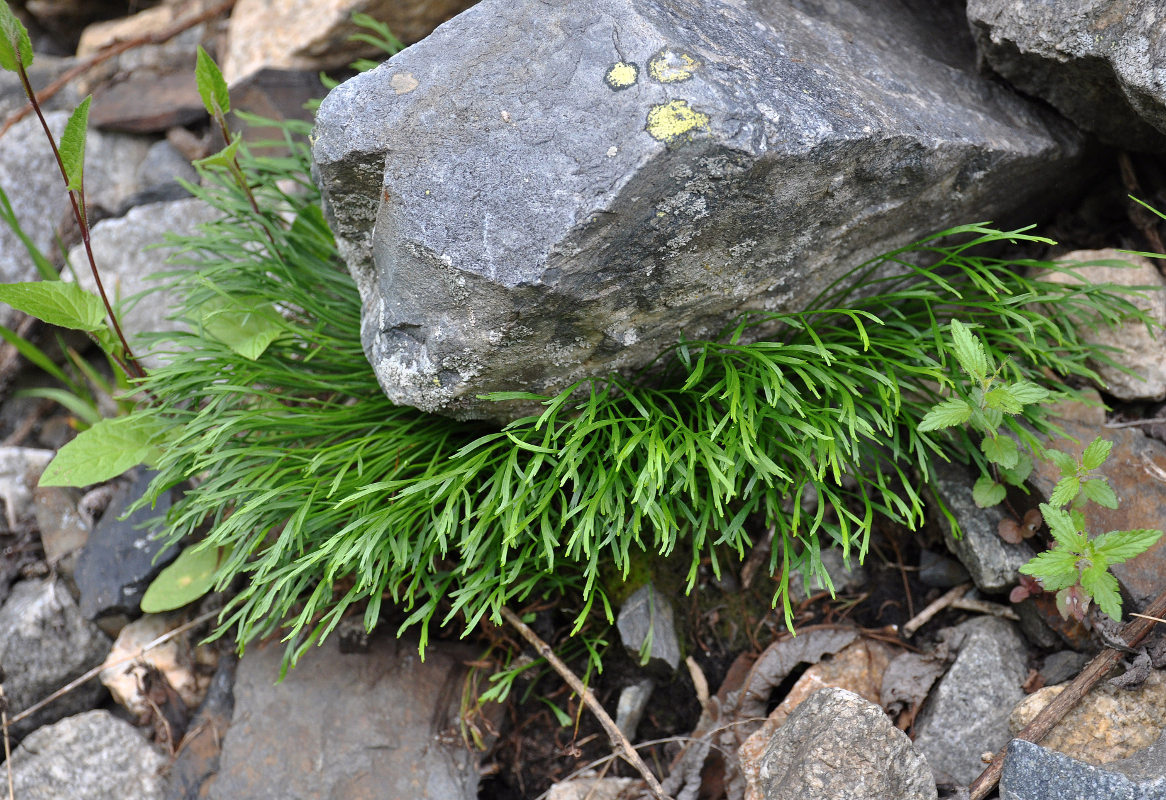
[313,0,1084,420]
[0,579,111,737]
[968,0,1166,152]
[914,616,1030,786]
[758,687,937,800]
[617,582,681,672]
[1000,738,1166,800]
[7,710,166,800]
[930,459,1035,593]
[207,633,479,800]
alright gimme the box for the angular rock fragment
[1000,739,1166,800]
[968,0,1166,152]
[617,582,681,672]
[314,0,1085,420]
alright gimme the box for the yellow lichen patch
[605,61,639,90]
[648,49,698,83]
[390,72,419,94]
[646,100,709,143]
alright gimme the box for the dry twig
[499,606,671,800]
[968,585,1166,799]
[900,582,972,638]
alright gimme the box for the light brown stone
[739,638,894,800]
[1009,669,1166,764]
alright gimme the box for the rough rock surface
[163,654,236,800]
[757,687,937,800]
[913,616,1030,785]
[0,446,54,531]
[1000,739,1166,800]
[68,198,219,366]
[1036,249,1166,401]
[313,0,1085,420]
[1009,669,1166,764]
[222,0,478,85]
[206,634,479,800]
[930,459,1035,593]
[74,470,180,620]
[0,579,111,736]
[7,710,167,800]
[968,0,1166,152]
[1030,396,1166,611]
[616,582,681,672]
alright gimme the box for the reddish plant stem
[15,61,145,381]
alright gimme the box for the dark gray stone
[616,582,681,672]
[313,0,1084,420]
[758,687,937,800]
[789,544,868,600]
[135,140,199,193]
[968,0,1166,153]
[206,634,479,800]
[7,710,167,800]
[615,678,654,740]
[919,549,971,589]
[914,616,1030,786]
[74,470,180,620]
[930,459,1035,593]
[1000,739,1166,800]
[0,54,81,119]
[0,579,111,737]
[164,654,236,800]
[1040,650,1088,686]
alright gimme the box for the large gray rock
[207,633,479,800]
[913,616,1030,785]
[758,687,937,800]
[7,710,167,800]
[968,0,1166,153]
[313,0,1085,420]
[1000,739,1166,800]
[0,579,111,737]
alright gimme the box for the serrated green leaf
[983,406,1003,431]
[0,1,33,73]
[1080,565,1122,620]
[1040,503,1086,550]
[0,281,105,331]
[949,319,988,380]
[1081,437,1113,471]
[999,453,1033,487]
[982,435,1019,469]
[918,396,973,431]
[195,45,230,116]
[984,387,1023,415]
[1019,548,1079,590]
[1050,475,1080,507]
[972,474,1006,507]
[1007,381,1050,405]
[198,295,284,360]
[1080,478,1118,509]
[38,415,160,487]
[1093,529,1163,565]
[140,544,224,613]
[59,96,91,192]
[1046,449,1078,477]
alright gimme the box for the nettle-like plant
[920,320,1163,621]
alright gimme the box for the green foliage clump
[921,319,1163,621]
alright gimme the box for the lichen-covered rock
[313,0,1084,420]
[968,0,1166,153]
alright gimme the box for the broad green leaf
[972,474,1006,508]
[982,435,1019,469]
[0,1,32,72]
[983,406,1003,431]
[949,319,988,380]
[1046,449,1077,477]
[918,396,972,431]
[1080,564,1122,620]
[1093,529,1163,565]
[59,96,91,193]
[39,414,160,487]
[984,387,1023,415]
[999,453,1033,487]
[0,281,105,331]
[1081,437,1113,471]
[1007,381,1050,405]
[1050,475,1080,507]
[195,45,230,116]
[1080,478,1118,509]
[140,544,224,613]
[198,295,284,360]
[193,136,240,171]
[1039,503,1085,550]
[1019,548,1078,589]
